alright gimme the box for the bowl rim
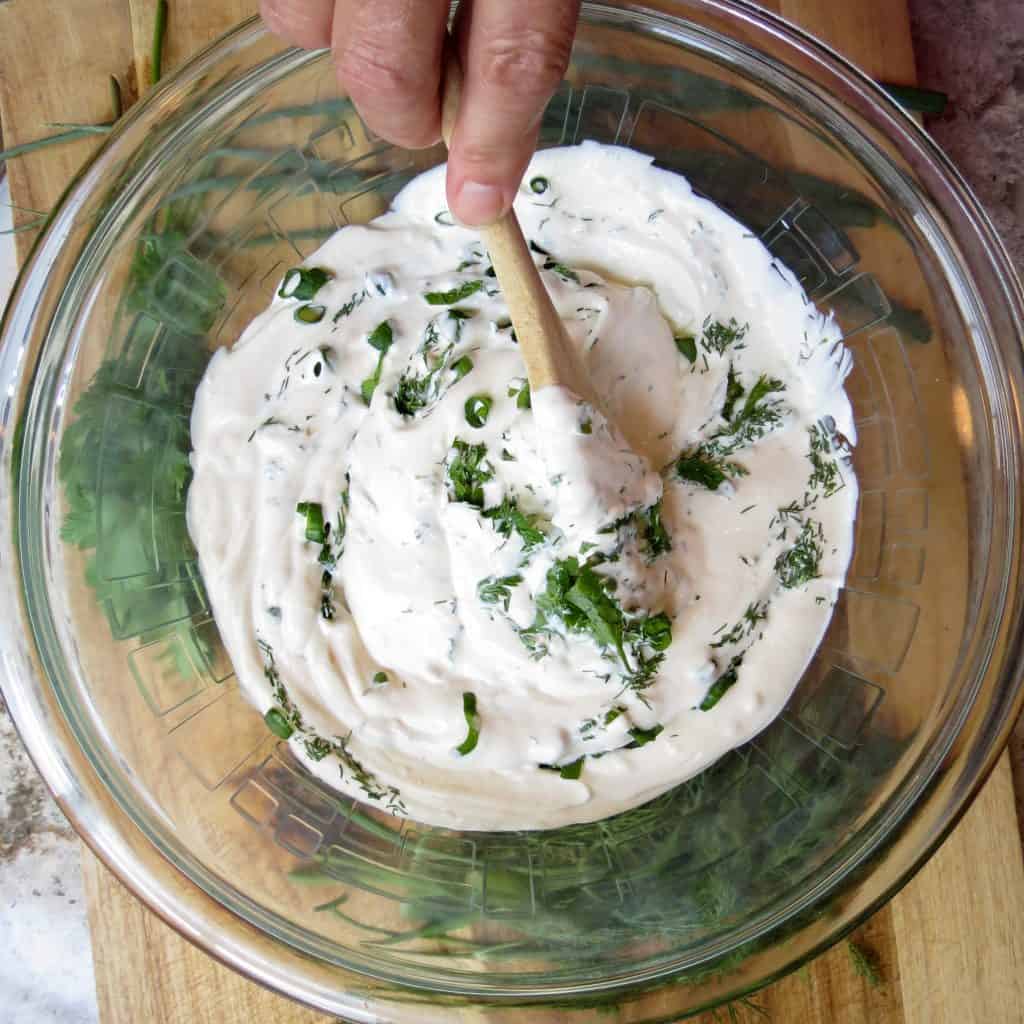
[3,1,1024,1017]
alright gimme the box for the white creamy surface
[187,143,857,830]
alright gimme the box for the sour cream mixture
[187,143,856,830]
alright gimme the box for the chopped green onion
[451,355,474,380]
[424,280,484,305]
[675,335,698,363]
[279,266,331,300]
[296,501,326,543]
[455,692,481,756]
[464,393,493,428]
[264,708,294,740]
[529,176,549,194]
[626,724,664,748]
[294,303,326,324]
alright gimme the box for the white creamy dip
[187,142,856,831]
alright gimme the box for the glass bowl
[3,2,1024,1020]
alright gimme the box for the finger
[332,0,450,150]
[447,0,580,226]
[260,0,334,50]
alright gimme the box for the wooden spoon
[440,53,602,410]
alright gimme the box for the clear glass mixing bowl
[3,3,1024,1020]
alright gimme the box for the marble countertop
[0,178,99,1024]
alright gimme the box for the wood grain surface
[2,1,1023,1022]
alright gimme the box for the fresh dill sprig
[676,446,748,491]
[710,601,769,648]
[807,422,844,498]
[775,519,824,589]
[701,316,749,356]
[477,573,523,611]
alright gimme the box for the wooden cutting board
[2,1,1023,1021]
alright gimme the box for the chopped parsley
[701,317,749,356]
[508,377,531,409]
[482,496,547,551]
[359,320,394,404]
[520,556,672,693]
[278,266,331,301]
[775,519,824,589]
[445,439,493,508]
[424,280,484,305]
[675,334,698,363]
[477,573,524,611]
[455,692,481,755]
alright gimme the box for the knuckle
[478,28,573,97]
[337,39,420,103]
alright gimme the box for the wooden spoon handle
[440,49,597,401]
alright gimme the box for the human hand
[260,0,581,226]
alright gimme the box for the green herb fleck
[482,496,547,551]
[264,707,294,740]
[808,422,844,497]
[424,280,484,305]
[675,334,698,363]
[456,692,481,756]
[359,320,394,404]
[373,671,389,684]
[675,447,748,491]
[701,317,749,356]
[634,500,672,559]
[775,520,823,589]
[626,724,664,748]
[445,439,494,509]
[700,655,744,711]
[508,378,531,409]
[477,573,524,611]
[529,176,549,194]
[543,259,580,283]
[721,364,745,421]
[539,756,584,779]
[464,393,493,428]
[279,266,331,301]
[296,501,325,543]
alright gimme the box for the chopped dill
[482,496,547,551]
[477,573,524,611]
[775,520,824,589]
[701,316,749,356]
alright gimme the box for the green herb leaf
[424,280,484,305]
[633,501,672,560]
[445,439,494,509]
[508,378,531,409]
[626,724,664,748]
[456,692,481,755]
[477,573,524,611]
[675,335,698,363]
[482,496,546,550]
[264,707,295,740]
[539,756,584,779]
[775,519,823,589]
[529,176,550,194]
[359,320,394,404]
[675,447,748,490]
[373,671,389,684]
[721,364,745,421]
[279,266,331,301]
[464,393,493,428]
[701,317,749,356]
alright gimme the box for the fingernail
[454,181,508,226]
